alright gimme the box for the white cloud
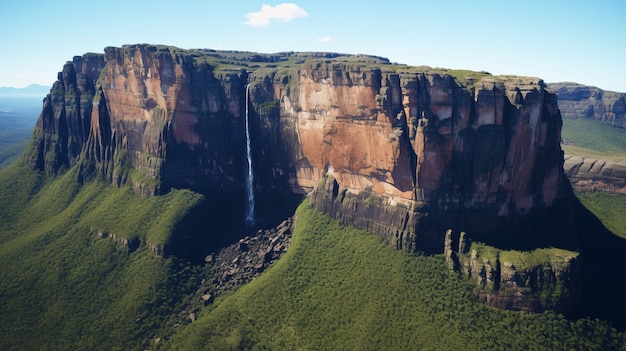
[316,36,333,43]
[244,3,307,27]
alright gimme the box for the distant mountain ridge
[548,82,626,195]
[0,84,51,95]
[549,82,626,127]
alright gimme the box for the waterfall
[244,84,255,226]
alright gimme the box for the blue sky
[1,0,624,92]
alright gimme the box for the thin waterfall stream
[244,84,255,226]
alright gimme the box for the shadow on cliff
[469,198,626,329]
[431,187,625,328]
[464,200,582,252]
[572,198,626,330]
[165,188,303,264]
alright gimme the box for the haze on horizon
[0,0,624,92]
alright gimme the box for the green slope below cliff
[161,201,624,351]
[561,117,626,239]
[0,161,204,351]
[562,118,626,156]
[576,192,626,239]
[0,162,624,350]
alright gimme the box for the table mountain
[26,44,573,254]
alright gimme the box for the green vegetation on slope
[562,117,626,155]
[0,161,204,351]
[560,117,626,240]
[469,242,578,270]
[0,139,29,169]
[576,192,626,239]
[162,201,624,351]
[0,161,204,249]
[0,95,41,170]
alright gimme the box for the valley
[0,94,42,169]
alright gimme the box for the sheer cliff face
[26,54,105,175]
[83,46,250,196]
[26,44,571,252]
[279,62,414,199]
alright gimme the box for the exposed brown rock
[564,155,626,194]
[25,54,105,176]
[28,44,572,254]
[309,72,569,252]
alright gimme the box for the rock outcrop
[564,155,626,194]
[26,44,573,254]
[444,230,581,314]
[549,82,626,127]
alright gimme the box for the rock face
[26,44,572,254]
[26,54,106,176]
[564,155,626,194]
[310,72,570,252]
[549,82,626,127]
